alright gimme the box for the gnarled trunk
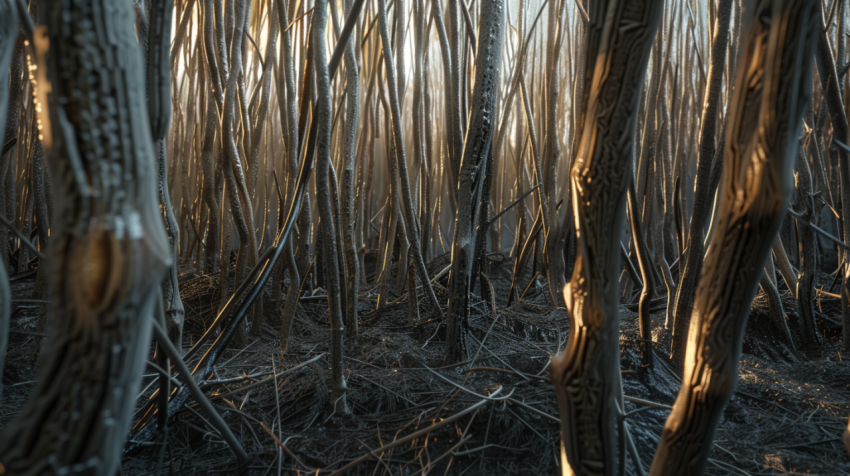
[550,1,662,474]
[651,1,817,473]
[0,0,170,472]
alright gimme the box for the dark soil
[2,254,849,475]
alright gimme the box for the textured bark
[340,0,360,337]
[0,0,170,472]
[275,0,303,349]
[221,0,258,338]
[144,0,183,348]
[671,0,734,369]
[793,144,821,347]
[0,0,16,398]
[550,1,662,474]
[542,0,569,307]
[651,1,817,473]
[445,0,504,362]
[246,7,278,337]
[313,0,348,414]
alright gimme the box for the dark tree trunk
[445,0,504,362]
[671,0,734,369]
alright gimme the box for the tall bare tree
[549,1,663,474]
[445,0,504,362]
[671,0,734,368]
[651,1,818,473]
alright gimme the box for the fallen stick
[330,387,504,474]
[208,353,324,401]
[151,319,248,459]
[623,395,672,410]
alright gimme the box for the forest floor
[2,253,849,475]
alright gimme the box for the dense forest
[0,0,849,474]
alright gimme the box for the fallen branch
[330,387,504,474]
[150,319,248,459]
[207,353,324,401]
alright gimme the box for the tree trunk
[671,0,734,369]
[340,0,361,338]
[793,144,821,347]
[375,0,441,318]
[0,0,170,473]
[550,1,662,474]
[445,0,504,362]
[650,2,817,473]
[0,0,16,398]
[313,0,348,415]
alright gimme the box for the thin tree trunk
[445,0,504,362]
[793,144,821,347]
[340,0,361,337]
[0,0,17,399]
[313,0,349,414]
[375,0,441,317]
[671,0,734,369]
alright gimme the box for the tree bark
[650,2,817,473]
[0,0,170,472]
[313,0,348,415]
[793,144,821,347]
[550,1,662,474]
[445,0,504,362]
[0,0,17,399]
[670,0,734,369]
[375,0,441,318]
[341,0,360,337]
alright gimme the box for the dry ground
[2,254,849,475]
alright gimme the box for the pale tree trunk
[340,0,360,337]
[550,1,662,474]
[445,0,504,362]
[313,0,348,415]
[650,1,817,474]
[0,0,170,473]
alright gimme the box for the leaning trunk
[651,2,817,473]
